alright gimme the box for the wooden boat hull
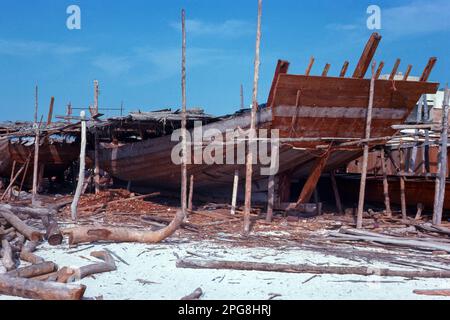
[337,174,450,212]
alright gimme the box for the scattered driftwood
[1,239,15,271]
[177,259,450,278]
[330,228,450,253]
[0,275,86,300]
[0,210,43,241]
[181,287,203,300]
[6,262,56,278]
[66,251,117,283]
[413,289,450,297]
[63,209,186,245]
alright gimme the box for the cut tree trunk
[41,216,63,246]
[1,240,15,271]
[63,209,186,245]
[6,262,56,278]
[177,259,450,278]
[0,275,86,300]
[0,210,43,241]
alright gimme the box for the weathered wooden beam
[267,60,290,107]
[339,61,349,77]
[0,275,86,300]
[47,97,55,126]
[177,258,450,278]
[243,0,263,235]
[420,57,437,82]
[231,170,239,215]
[389,59,401,80]
[403,65,413,81]
[181,9,188,219]
[380,149,392,217]
[375,61,384,79]
[0,210,43,242]
[296,152,331,206]
[305,56,315,76]
[352,32,382,78]
[70,111,87,221]
[321,63,331,76]
[188,174,194,211]
[356,61,376,229]
[399,147,408,220]
[433,87,450,225]
[266,175,275,222]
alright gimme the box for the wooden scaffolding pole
[240,84,244,110]
[266,175,275,222]
[180,9,188,218]
[399,146,407,220]
[231,169,239,215]
[71,111,87,221]
[31,86,40,205]
[243,0,262,235]
[380,148,392,217]
[93,80,100,194]
[188,175,194,211]
[356,61,376,229]
[433,87,450,225]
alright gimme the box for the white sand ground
[2,232,449,300]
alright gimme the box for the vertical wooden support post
[18,157,31,198]
[423,95,431,174]
[93,81,101,195]
[380,148,392,217]
[330,171,343,215]
[32,87,40,206]
[243,0,262,235]
[8,161,16,199]
[356,61,376,229]
[188,175,194,211]
[266,175,275,222]
[410,95,424,172]
[433,87,450,225]
[71,111,87,222]
[231,169,239,215]
[399,146,407,220]
[180,9,188,219]
[240,84,244,110]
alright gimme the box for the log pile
[0,204,120,300]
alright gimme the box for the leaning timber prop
[177,259,450,278]
[63,209,186,245]
[0,275,86,300]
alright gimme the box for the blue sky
[0,0,449,120]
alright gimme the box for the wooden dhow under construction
[95,33,439,207]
